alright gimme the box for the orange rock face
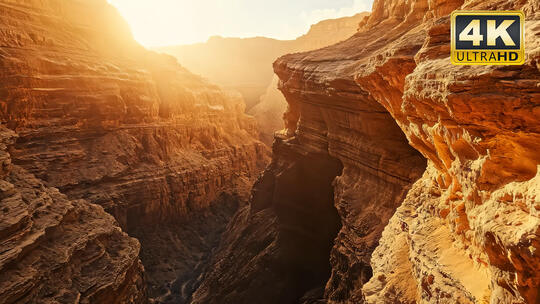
[0,127,146,303]
[0,0,268,225]
[271,0,540,303]
[0,0,269,302]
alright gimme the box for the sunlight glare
[107,0,373,47]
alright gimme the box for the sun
[107,0,208,47]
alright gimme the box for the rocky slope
[0,0,269,302]
[158,35,291,109]
[0,126,146,303]
[157,13,366,104]
[158,13,368,145]
[193,0,540,303]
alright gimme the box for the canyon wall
[194,0,540,303]
[273,0,540,303]
[158,13,368,145]
[0,126,146,303]
[0,0,269,302]
[157,13,366,105]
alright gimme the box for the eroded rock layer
[0,0,269,302]
[272,0,540,303]
[0,126,145,303]
[0,0,268,226]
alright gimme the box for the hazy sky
[107,0,373,47]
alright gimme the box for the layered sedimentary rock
[0,0,269,302]
[2,0,538,303]
[272,0,540,303]
[158,13,368,145]
[362,1,540,302]
[0,126,145,303]
[0,0,268,226]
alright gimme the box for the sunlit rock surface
[196,0,540,302]
[1,0,538,303]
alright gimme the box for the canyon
[0,0,539,304]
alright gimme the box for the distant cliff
[157,13,368,144]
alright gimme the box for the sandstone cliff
[194,0,540,303]
[275,0,540,302]
[157,13,369,145]
[0,0,269,302]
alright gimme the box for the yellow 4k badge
[451,11,525,65]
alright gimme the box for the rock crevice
[192,137,345,304]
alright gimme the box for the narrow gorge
[0,0,539,304]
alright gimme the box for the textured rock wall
[0,0,269,302]
[192,1,429,299]
[273,4,430,299]
[0,0,268,227]
[363,0,540,302]
[0,126,146,303]
[272,0,540,303]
